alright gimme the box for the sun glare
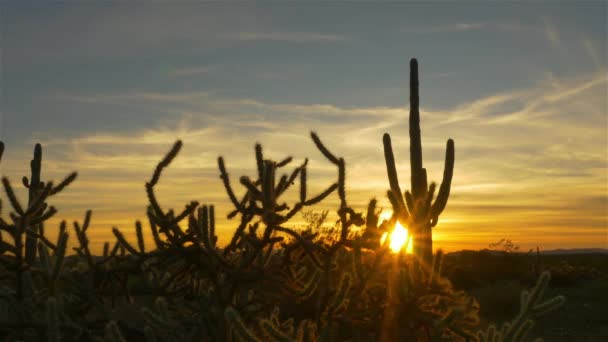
[379,213,413,254]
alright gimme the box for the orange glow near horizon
[32,195,608,256]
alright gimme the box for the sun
[379,211,413,254]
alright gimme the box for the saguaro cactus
[383,59,455,265]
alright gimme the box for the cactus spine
[383,58,455,265]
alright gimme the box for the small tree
[489,238,521,254]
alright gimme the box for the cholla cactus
[21,144,78,263]
[478,271,565,342]
[225,305,320,342]
[0,142,76,302]
[383,59,455,265]
[45,297,61,342]
[104,321,127,342]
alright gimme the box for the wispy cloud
[581,35,603,69]
[442,92,526,124]
[487,71,606,124]
[540,16,561,47]
[426,72,456,80]
[53,91,213,105]
[430,69,606,125]
[168,65,215,76]
[53,91,409,121]
[401,23,485,34]
[220,31,351,43]
[401,19,565,48]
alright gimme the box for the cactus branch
[383,134,407,220]
[430,139,454,225]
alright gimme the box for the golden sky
[0,3,606,253]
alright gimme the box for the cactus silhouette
[383,58,455,265]
[477,271,565,342]
[24,144,43,263]
[0,58,567,341]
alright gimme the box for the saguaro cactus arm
[383,134,408,221]
[430,139,454,226]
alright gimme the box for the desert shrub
[443,250,533,290]
[472,280,524,323]
[488,239,520,254]
[546,260,601,286]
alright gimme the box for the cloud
[495,18,567,48]
[401,21,552,37]
[53,91,213,105]
[220,32,351,43]
[581,35,603,69]
[400,19,567,49]
[52,90,410,122]
[168,66,215,76]
[441,92,526,124]
[486,71,606,124]
[401,23,485,34]
[426,69,606,126]
[540,16,561,47]
[426,72,456,80]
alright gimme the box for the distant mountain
[537,248,608,255]
[446,248,608,256]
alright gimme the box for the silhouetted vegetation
[0,60,568,341]
[443,249,607,341]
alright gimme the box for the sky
[0,2,606,253]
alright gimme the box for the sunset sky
[1,2,606,252]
